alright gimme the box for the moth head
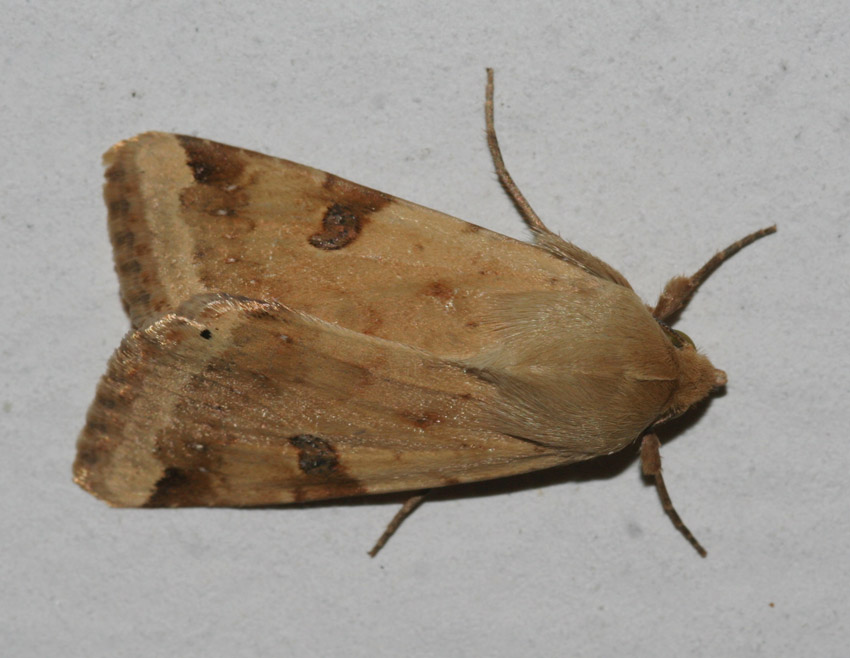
[646,226,775,427]
[657,322,727,423]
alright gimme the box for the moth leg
[368,490,430,557]
[484,69,632,288]
[640,433,707,557]
[652,225,777,321]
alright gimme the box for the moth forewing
[102,131,596,354]
[76,69,775,557]
[74,293,570,507]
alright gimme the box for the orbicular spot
[177,135,246,186]
[199,329,213,340]
[307,174,393,250]
[401,411,441,429]
[424,281,454,303]
[309,204,363,250]
[288,434,339,475]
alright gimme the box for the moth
[74,70,774,557]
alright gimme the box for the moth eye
[657,320,695,350]
[669,329,695,349]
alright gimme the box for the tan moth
[74,70,774,557]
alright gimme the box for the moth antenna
[368,490,430,557]
[653,225,777,321]
[485,68,551,237]
[484,69,636,288]
[640,433,707,558]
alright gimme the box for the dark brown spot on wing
[285,434,368,503]
[307,174,392,250]
[175,137,253,227]
[288,434,339,475]
[177,135,246,186]
[401,411,442,429]
[309,203,364,250]
[424,281,455,302]
[146,466,216,507]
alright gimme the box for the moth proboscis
[74,69,775,558]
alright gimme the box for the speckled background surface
[3,2,847,655]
